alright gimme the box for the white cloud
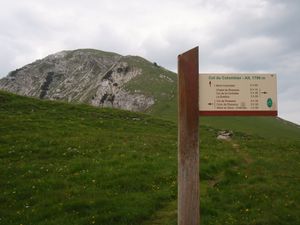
[279,97,300,125]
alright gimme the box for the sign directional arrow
[208,102,213,106]
[261,91,268,94]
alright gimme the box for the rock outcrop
[217,130,233,140]
[0,49,158,112]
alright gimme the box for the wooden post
[178,47,199,225]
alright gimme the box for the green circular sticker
[267,98,273,108]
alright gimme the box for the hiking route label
[199,73,277,116]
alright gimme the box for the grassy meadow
[0,91,300,225]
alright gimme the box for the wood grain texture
[178,47,199,225]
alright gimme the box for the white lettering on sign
[199,73,277,114]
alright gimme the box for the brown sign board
[199,73,277,116]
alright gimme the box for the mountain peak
[0,49,176,113]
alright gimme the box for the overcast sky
[0,0,299,124]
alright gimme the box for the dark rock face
[0,49,154,112]
[39,72,54,99]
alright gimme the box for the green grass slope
[201,116,300,140]
[1,91,300,225]
[0,91,178,225]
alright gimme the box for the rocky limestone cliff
[0,49,157,112]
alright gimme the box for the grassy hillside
[201,116,300,140]
[1,91,300,225]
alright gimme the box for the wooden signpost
[178,47,199,225]
[177,47,277,225]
